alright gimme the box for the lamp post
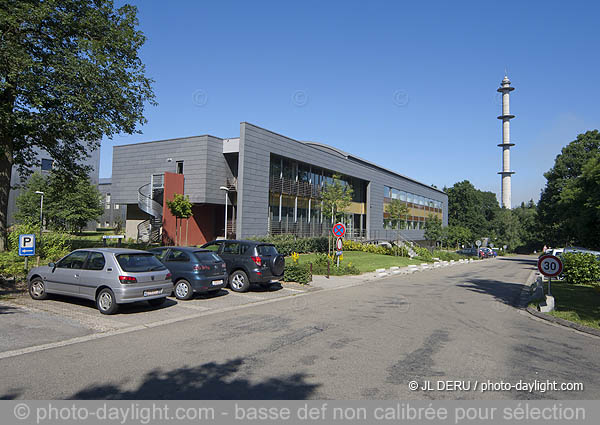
[35,191,44,250]
[219,186,229,239]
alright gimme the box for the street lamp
[219,186,229,239]
[35,191,44,249]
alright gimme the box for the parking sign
[19,234,36,256]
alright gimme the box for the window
[202,242,221,252]
[57,251,89,269]
[105,193,111,209]
[194,251,222,262]
[257,245,279,256]
[176,161,184,174]
[150,249,168,260]
[166,250,190,262]
[85,252,106,271]
[222,242,240,255]
[384,186,391,198]
[116,253,166,272]
[41,158,54,171]
[114,204,119,210]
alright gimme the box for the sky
[102,0,600,207]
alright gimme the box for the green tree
[44,172,103,232]
[442,225,472,250]
[491,208,522,252]
[557,154,600,249]
[445,180,500,238]
[321,174,353,223]
[14,172,48,225]
[385,199,409,230]
[166,194,193,246]
[512,200,541,252]
[538,130,600,247]
[0,0,156,250]
[423,213,443,247]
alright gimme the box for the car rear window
[194,251,222,262]
[116,253,166,272]
[257,245,278,256]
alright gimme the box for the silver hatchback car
[26,248,174,315]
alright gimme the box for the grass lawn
[543,280,600,330]
[286,251,423,274]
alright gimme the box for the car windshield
[116,253,166,272]
[257,245,278,256]
[194,251,222,262]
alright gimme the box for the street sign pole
[548,277,552,297]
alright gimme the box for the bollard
[327,262,330,279]
[310,263,313,275]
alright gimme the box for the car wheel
[96,288,119,315]
[174,279,193,300]
[148,297,166,307]
[28,278,48,300]
[229,270,250,292]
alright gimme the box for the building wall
[97,179,126,229]
[237,123,447,240]
[111,135,231,205]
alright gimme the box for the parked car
[26,248,173,315]
[481,247,497,257]
[200,240,286,292]
[149,247,228,300]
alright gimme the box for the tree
[321,174,353,223]
[491,208,522,252]
[166,194,193,246]
[15,171,102,232]
[385,199,408,230]
[445,180,501,239]
[14,172,48,225]
[423,213,443,247]
[44,172,103,232]
[557,154,600,249]
[512,200,541,252]
[0,0,156,249]
[538,130,600,246]
[442,225,472,250]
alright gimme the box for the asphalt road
[1,255,599,400]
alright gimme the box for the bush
[249,235,328,256]
[432,250,470,262]
[309,253,361,276]
[562,253,600,285]
[283,262,312,284]
[413,246,432,261]
[342,239,409,257]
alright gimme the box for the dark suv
[200,240,285,292]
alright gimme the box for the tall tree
[423,213,443,247]
[538,130,600,246]
[44,172,103,232]
[0,0,156,249]
[321,174,353,223]
[445,180,500,238]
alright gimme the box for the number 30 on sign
[537,254,563,278]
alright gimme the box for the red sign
[336,237,343,251]
[537,254,563,278]
[332,223,346,237]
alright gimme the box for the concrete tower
[497,75,515,209]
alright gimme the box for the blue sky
[102,0,600,207]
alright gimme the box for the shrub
[413,246,432,261]
[562,253,600,285]
[309,253,361,276]
[432,250,470,262]
[342,239,409,257]
[249,235,328,256]
[283,263,312,284]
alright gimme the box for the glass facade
[383,185,443,230]
[268,154,367,237]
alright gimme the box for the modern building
[97,178,126,230]
[111,122,448,245]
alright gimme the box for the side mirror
[48,262,56,271]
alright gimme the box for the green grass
[286,251,423,274]
[69,230,115,241]
[543,280,600,330]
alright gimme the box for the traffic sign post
[475,240,481,258]
[538,254,563,297]
[19,234,36,272]
[335,237,343,267]
[332,223,346,238]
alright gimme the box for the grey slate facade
[111,122,447,242]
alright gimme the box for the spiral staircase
[137,174,164,243]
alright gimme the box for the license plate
[211,280,223,286]
[144,289,163,297]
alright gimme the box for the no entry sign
[332,223,346,237]
[538,254,563,278]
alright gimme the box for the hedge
[562,252,600,285]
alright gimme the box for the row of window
[384,186,443,210]
[270,154,367,203]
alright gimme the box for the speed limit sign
[537,255,563,278]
